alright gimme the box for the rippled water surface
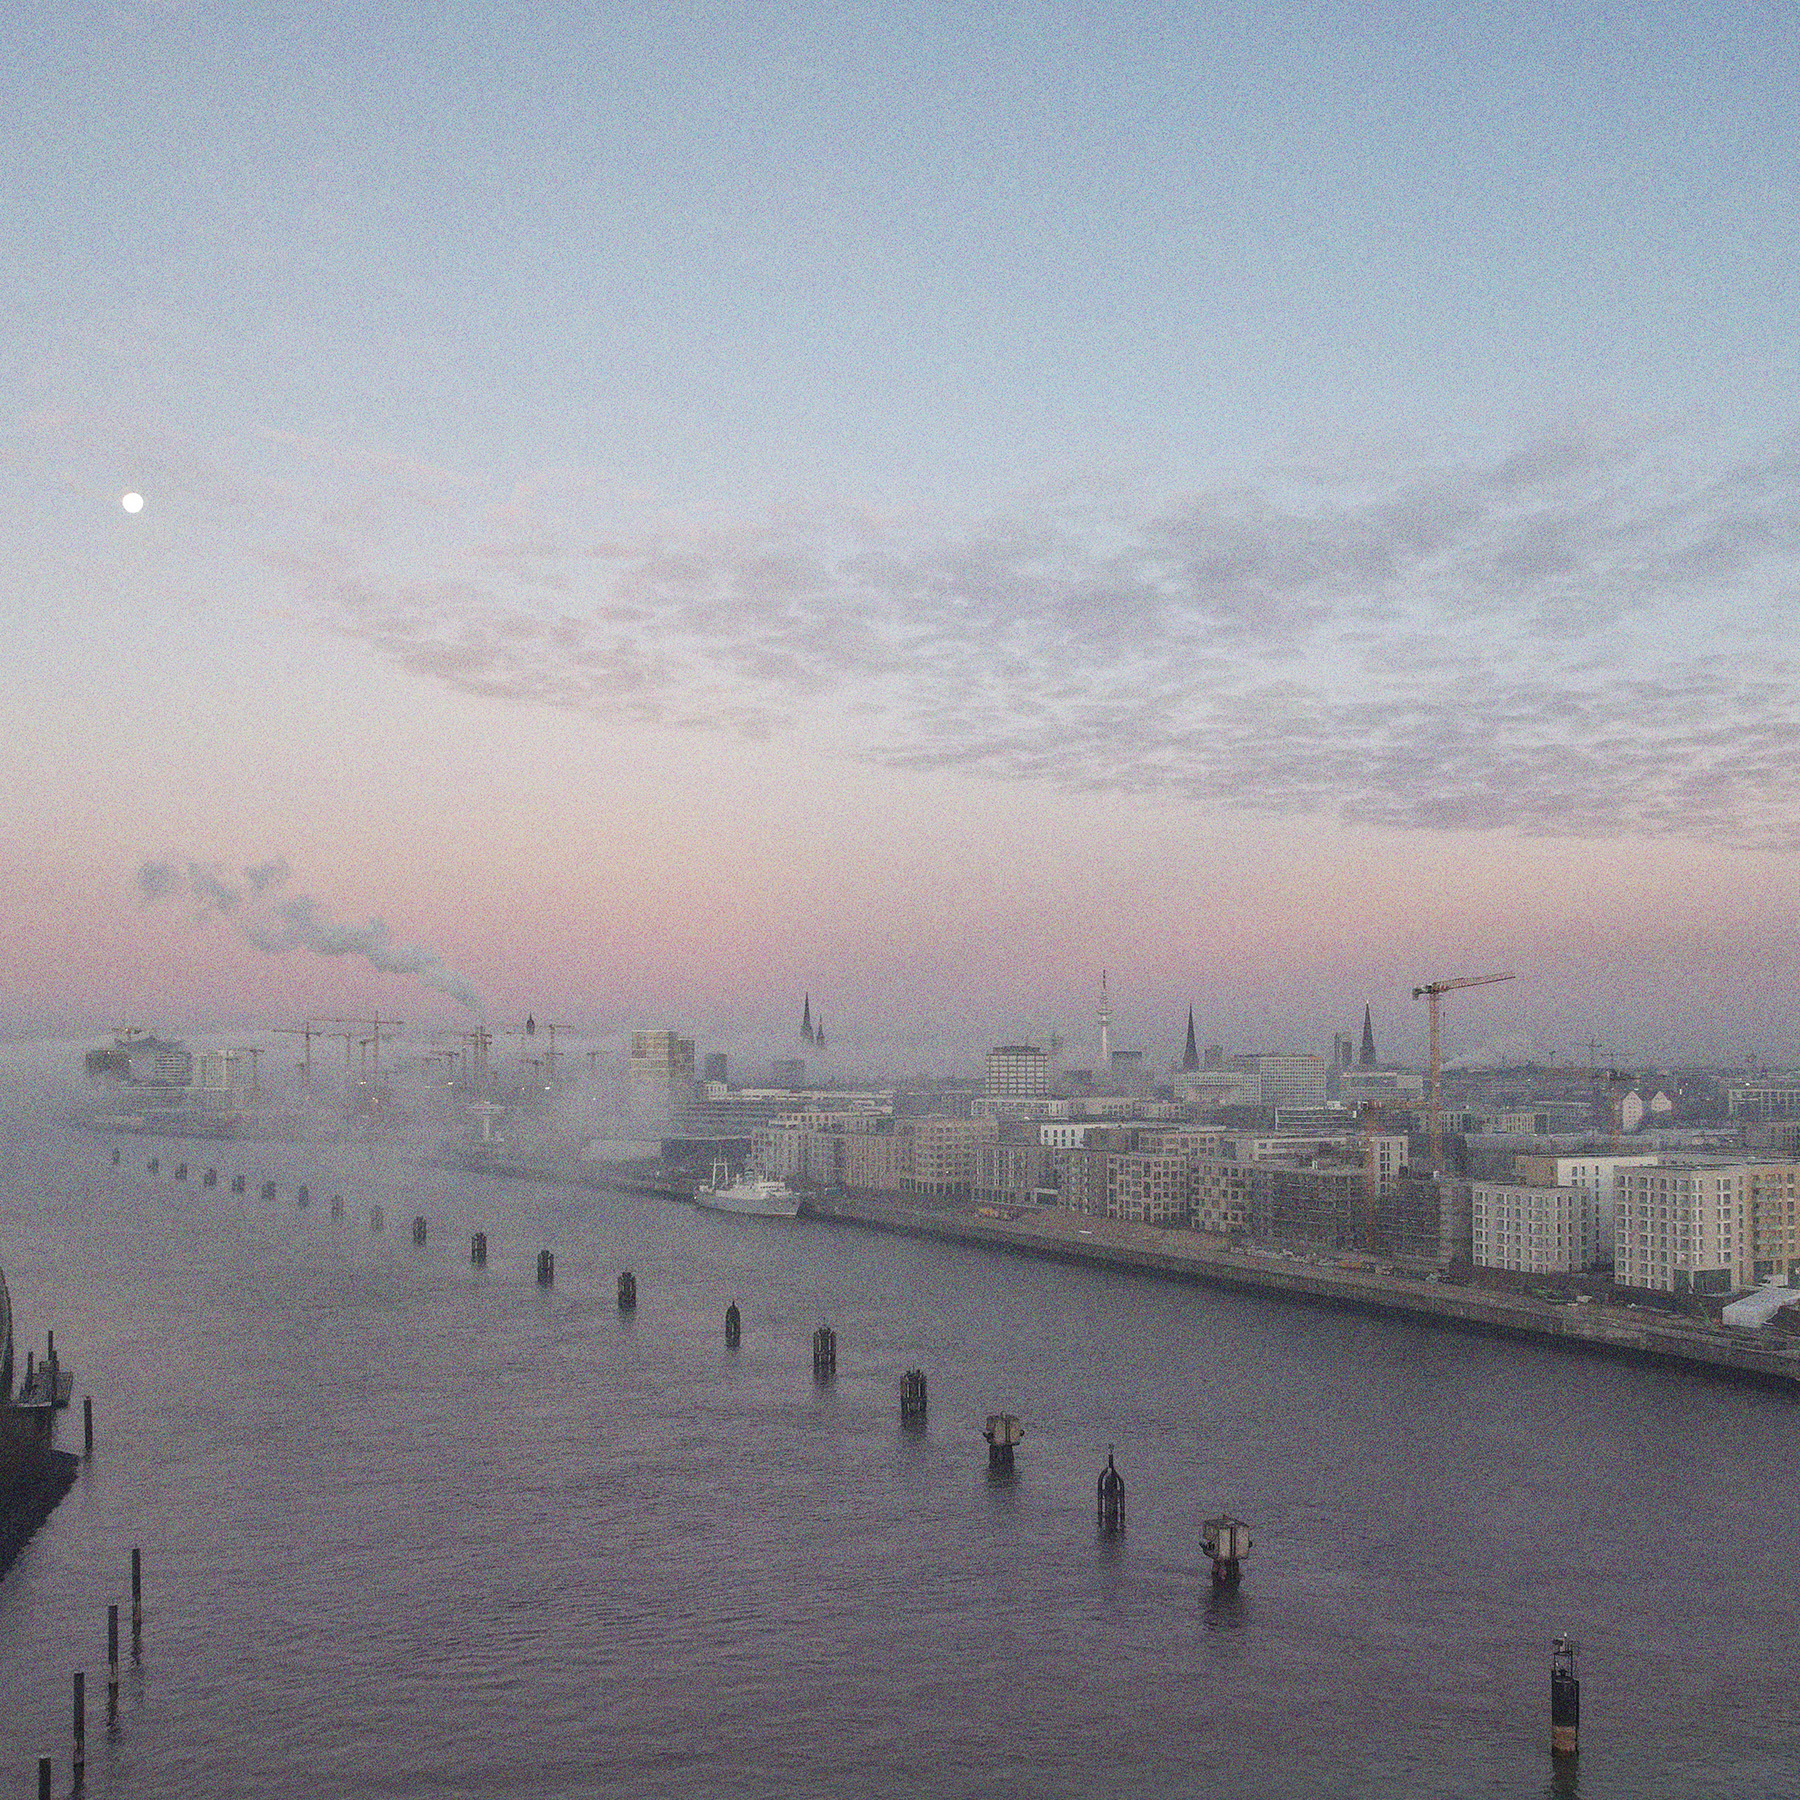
[2,1126,1798,1798]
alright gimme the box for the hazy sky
[4,2,1798,1069]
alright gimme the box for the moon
[121,492,144,514]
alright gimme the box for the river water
[1,1124,1796,1798]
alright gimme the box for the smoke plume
[136,855,482,1012]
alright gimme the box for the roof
[1721,1285,1800,1328]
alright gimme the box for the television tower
[1099,970,1112,1066]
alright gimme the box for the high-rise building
[1235,1053,1328,1113]
[703,1052,729,1085]
[628,1031,695,1108]
[986,1044,1049,1100]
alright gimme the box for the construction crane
[273,1021,328,1086]
[316,1015,404,1083]
[500,1020,563,1089]
[1413,972,1517,1176]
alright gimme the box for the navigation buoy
[1203,1514,1252,1586]
[1097,1446,1125,1532]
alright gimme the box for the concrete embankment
[808,1196,1800,1392]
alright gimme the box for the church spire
[1359,1003,1376,1068]
[802,993,814,1044]
[1182,1006,1199,1072]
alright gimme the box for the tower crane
[1413,972,1516,1176]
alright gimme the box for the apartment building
[902,1117,997,1200]
[1614,1162,1755,1294]
[1470,1181,1596,1274]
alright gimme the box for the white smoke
[136,855,482,1012]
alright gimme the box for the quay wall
[808,1195,1800,1392]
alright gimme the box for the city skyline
[4,5,1798,1061]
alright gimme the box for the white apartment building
[1513,1154,1660,1260]
[1471,1182,1596,1275]
[1614,1163,1754,1295]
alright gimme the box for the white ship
[693,1159,802,1218]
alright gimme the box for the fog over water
[2,1124,1796,1798]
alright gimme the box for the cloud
[136,855,482,1011]
[288,422,1800,851]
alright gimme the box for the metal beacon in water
[1202,1513,1253,1588]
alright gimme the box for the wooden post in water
[471,1232,487,1267]
[108,1605,119,1713]
[725,1302,741,1346]
[203,1166,217,1187]
[330,1193,343,1219]
[72,1670,84,1783]
[83,1395,93,1455]
[411,1216,427,1245]
[1551,1635,1580,1759]
[130,1548,142,1655]
[296,1184,309,1208]
[232,1175,245,1193]
[983,1412,1022,1470]
[900,1369,928,1424]
[370,1205,384,1232]
[260,1180,275,1200]
[812,1325,837,1380]
[617,1270,637,1310]
[38,1757,51,1800]
[111,1147,120,1165]
[147,1157,158,1174]
[536,1249,555,1286]
[1096,1446,1125,1533]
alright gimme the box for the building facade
[986,1044,1049,1100]
[1470,1181,1595,1275]
[1614,1162,1754,1294]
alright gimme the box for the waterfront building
[1106,1149,1191,1225]
[1511,1153,1659,1260]
[973,1131,1060,1209]
[986,1044,1049,1100]
[902,1117,997,1200]
[1245,1160,1363,1249]
[1614,1162,1756,1295]
[1190,1156,1253,1236]
[1470,1181,1596,1275]
[1747,1162,1800,1284]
